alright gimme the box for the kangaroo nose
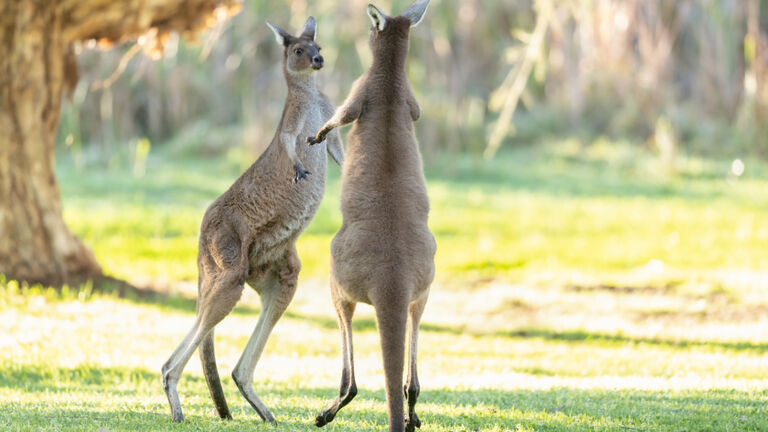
[312,55,324,67]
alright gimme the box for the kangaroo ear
[266,21,291,46]
[367,4,387,31]
[301,16,317,40]
[401,0,429,27]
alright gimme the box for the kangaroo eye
[294,48,303,56]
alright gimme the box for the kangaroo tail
[375,298,408,432]
[199,330,232,419]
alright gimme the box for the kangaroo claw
[307,133,326,145]
[293,165,311,183]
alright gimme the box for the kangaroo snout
[312,55,324,69]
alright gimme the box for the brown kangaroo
[306,1,433,431]
[161,16,344,424]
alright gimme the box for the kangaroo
[161,16,344,424]
[306,2,433,431]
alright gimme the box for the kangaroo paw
[307,131,327,145]
[293,164,311,183]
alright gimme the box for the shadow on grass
[2,364,767,431]
[99,283,768,355]
[503,328,768,353]
[96,275,174,301]
[18,272,762,358]
[279,314,768,355]
[0,364,161,390]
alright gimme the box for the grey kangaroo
[161,16,344,423]
[307,1,434,431]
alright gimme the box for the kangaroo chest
[244,111,329,265]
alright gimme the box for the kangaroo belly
[244,193,321,266]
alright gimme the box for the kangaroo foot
[315,409,336,427]
[293,164,311,183]
[315,382,356,427]
[162,374,184,423]
[232,373,277,423]
[404,413,421,432]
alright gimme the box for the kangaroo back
[308,2,433,432]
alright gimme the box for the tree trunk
[0,2,101,286]
[0,0,239,287]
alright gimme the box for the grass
[57,138,768,284]
[3,138,768,430]
[3,276,768,431]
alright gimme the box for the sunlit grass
[3,274,768,431]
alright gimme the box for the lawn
[56,139,768,284]
[2,140,768,431]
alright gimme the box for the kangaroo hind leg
[162,268,244,422]
[316,278,357,427]
[231,245,300,423]
[163,235,246,423]
[162,316,205,423]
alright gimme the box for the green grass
[3,277,768,431]
[57,139,768,283]
[3,139,768,430]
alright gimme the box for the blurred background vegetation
[58,0,768,166]
[46,0,768,289]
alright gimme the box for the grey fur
[308,2,433,431]
[301,16,317,40]
[161,17,343,424]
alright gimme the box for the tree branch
[59,0,241,44]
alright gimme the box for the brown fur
[307,2,433,431]
[161,16,343,424]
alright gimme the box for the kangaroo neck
[371,36,409,77]
[284,68,317,95]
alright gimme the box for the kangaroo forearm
[408,99,421,121]
[407,90,421,121]
[280,133,301,164]
[281,132,311,183]
[309,95,363,145]
[334,104,363,127]
[320,107,355,136]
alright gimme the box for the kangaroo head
[366,0,429,47]
[267,16,324,75]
